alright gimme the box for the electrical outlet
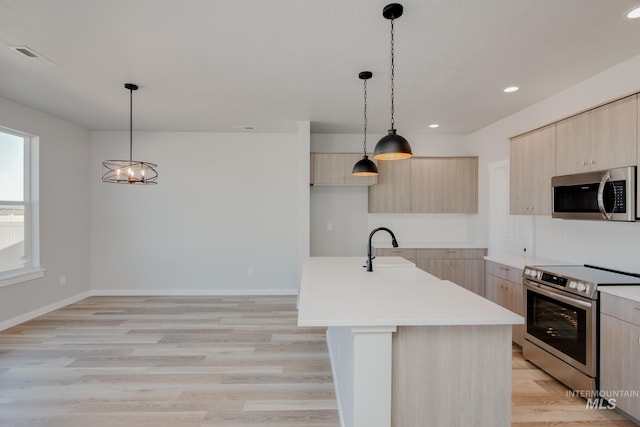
[59,275,66,286]
[327,222,333,231]
[247,267,254,277]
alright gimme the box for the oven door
[524,279,597,377]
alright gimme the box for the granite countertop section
[374,242,487,249]
[298,256,523,327]
[484,254,573,271]
[599,286,640,303]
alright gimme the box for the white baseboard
[0,291,91,331]
[90,288,299,296]
[0,288,299,331]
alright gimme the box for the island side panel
[327,325,397,427]
[392,324,512,427]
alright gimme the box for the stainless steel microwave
[551,166,636,221]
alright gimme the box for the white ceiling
[1,0,640,135]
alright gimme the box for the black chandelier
[352,71,378,176]
[373,3,413,161]
[102,83,158,184]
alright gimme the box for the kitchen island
[298,256,523,427]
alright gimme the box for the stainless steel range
[522,264,640,392]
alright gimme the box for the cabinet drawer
[375,248,417,262]
[600,293,640,326]
[416,248,487,259]
[485,261,523,284]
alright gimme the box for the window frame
[0,127,43,287]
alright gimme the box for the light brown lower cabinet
[374,248,417,264]
[375,247,487,296]
[485,261,524,346]
[599,292,640,422]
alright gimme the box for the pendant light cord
[129,87,133,164]
[390,17,395,130]
[363,77,368,156]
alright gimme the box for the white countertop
[484,254,573,270]
[298,257,523,327]
[599,286,640,303]
[374,242,486,249]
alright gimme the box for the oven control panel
[541,272,568,287]
[524,267,593,297]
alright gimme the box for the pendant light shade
[352,71,378,176]
[374,129,412,160]
[373,3,412,161]
[352,156,378,176]
[102,83,158,184]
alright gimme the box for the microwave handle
[597,172,613,220]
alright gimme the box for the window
[0,128,41,286]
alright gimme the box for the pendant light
[102,83,158,184]
[373,3,413,161]
[352,71,378,176]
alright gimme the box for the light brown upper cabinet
[411,157,478,213]
[510,124,556,215]
[368,158,411,213]
[368,157,478,214]
[555,95,638,176]
[311,153,377,186]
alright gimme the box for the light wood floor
[0,296,637,427]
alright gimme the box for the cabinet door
[368,159,411,213]
[312,153,344,185]
[410,157,442,213]
[600,313,640,420]
[312,153,377,185]
[504,279,524,346]
[443,157,478,213]
[449,259,485,296]
[410,157,478,213]
[555,111,590,175]
[416,258,448,279]
[590,95,638,171]
[509,124,555,215]
[485,274,524,346]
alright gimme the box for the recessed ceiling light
[429,124,439,128]
[503,86,519,93]
[626,5,640,18]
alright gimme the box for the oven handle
[524,279,593,309]
[597,171,613,220]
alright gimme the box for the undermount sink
[373,266,420,280]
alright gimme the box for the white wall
[0,96,91,326]
[91,130,302,294]
[469,53,640,273]
[310,133,481,255]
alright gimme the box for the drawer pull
[498,266,509,271]
[635,306,640,311]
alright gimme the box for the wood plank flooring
[0,295,637,426]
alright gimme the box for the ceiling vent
[232,125,256,131]
[7,45,57,66]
